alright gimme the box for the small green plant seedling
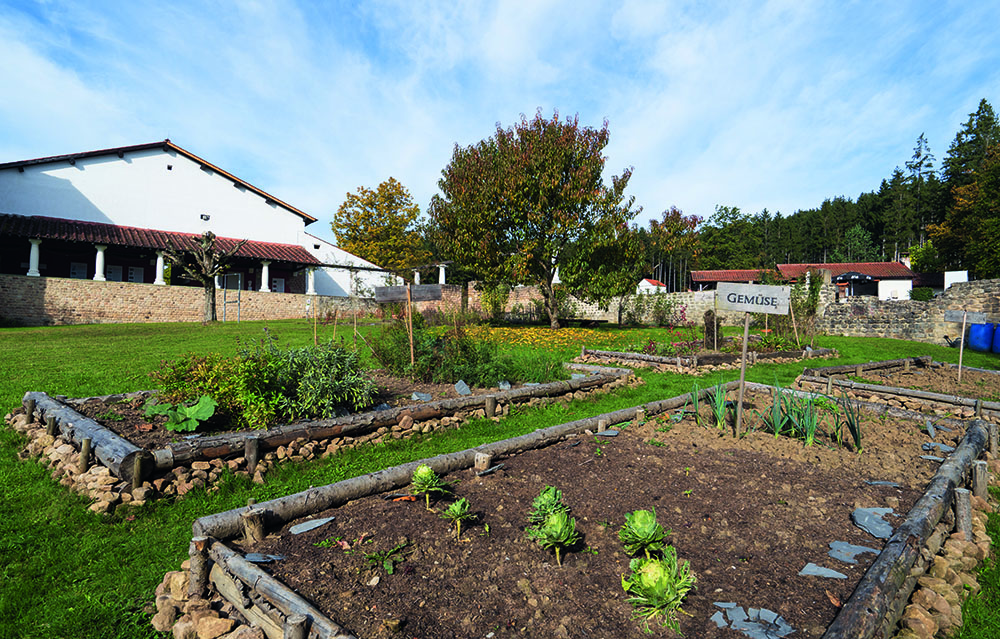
[621,547,697,634]
[619,508,669,560]
[682,489,693,497]
[440,497,476,539]
[647,439,665,447]
[365,541,411,575]
[96,410,125,422]
[410,464,455,510]
[144,395,217,432]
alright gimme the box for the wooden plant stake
[406,284,415,367]
[132,455,144,490]
[958,310,967,383]
[332,308,339,342]
[25,398,35,422]
[353,305,358,350]
[284,614,308,639]
[474,452,493,473]
[245,436,260,475]
[485,396,497,419]
[735,311,751,438]
[313,299,318,346]
[242,507,266,544]
[635,407,646,425]
[78,437,92,474]
[597,419,608,433]
[789,301,800,348]
[955,487,972,541]
[825,376,833,394]
[989,422,998,458]
[187,536,210,598]
[972,461,988,499]
[46,415,57,437]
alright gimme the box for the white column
[260,261,271,292]
[93,245,107,281]
[413,270,421,285]
[306,268,316,295]
[438,264,447,284]
[154,251,166,285]
[27,239,42,276]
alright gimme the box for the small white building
[636,278,667,294]
[0,140,395,296]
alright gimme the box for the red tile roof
[640,278,666,287]
[690,269,778,283]
[0,214,321,265]
[0,140,317,224]
[778,262,914,280]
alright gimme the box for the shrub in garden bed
[150,330,376,429]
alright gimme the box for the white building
[0,140,395,296]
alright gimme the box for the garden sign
[716,282,792,436]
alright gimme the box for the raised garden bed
[580,344,839,372]
[797,357,1000,423]
[154,383,997,639]
[8,364,636,512]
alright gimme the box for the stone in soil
[828,541,879,565]
[798,563,848,579]
[852,507,895,539]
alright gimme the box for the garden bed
[157,383,996,639]
[9,364,635,512]
[579,344,839,373]
[797,358,1000,423]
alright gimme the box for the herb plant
[143,395,217,432]
[621,548,696,634]
[619,508,669,559]
[440,497,476,538]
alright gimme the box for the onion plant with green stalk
[440,497,476,539]
[621,545,697,634]
[527,510,580,566]
[708,380,728,431]
[688,382,702,427]
[619,508,670,560]
[837,392,863,452]
[410,464,455,510]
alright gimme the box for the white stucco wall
[0,148,307,244]
[305,234,401,297]
[878,279,913,300]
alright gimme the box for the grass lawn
[0,319,997,639]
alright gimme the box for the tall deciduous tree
[430,110,640,328]
[332,177,429,276]
[163,231,248,323]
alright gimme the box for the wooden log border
[583,346,838,368]
[798,374,1000,420]
[20,364,633,483]
[802,355,932,377]
[186,386,986,639]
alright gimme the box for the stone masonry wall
[0,274,375,326]
[817,279,1000,346]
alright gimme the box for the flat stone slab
[498,380,512,391]
[410,392,432,402]
[594,429,619,437]
[922,442,955,454]
[712,602,795,638]
[454,380,472,396]
[245,553,285,563]
[852,507,894,539]
[864,480,900,487]
[828,540,878,564]
[920,455,946,463]
[799,562,847,579]
[289,516,335,535]
[925,419,936,440]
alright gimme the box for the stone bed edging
[149,384,996,639]
[580,345,839,373]
[4,365,640,515]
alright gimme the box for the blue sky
[1,1,998,244]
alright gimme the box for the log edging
[583,346,838,368]
[802,356,933,377]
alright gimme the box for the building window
[70,262,88,279]
[128,266,144,283]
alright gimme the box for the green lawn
[0,320,997,639]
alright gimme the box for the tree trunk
[203,280,216,322]
[540,278,561,328]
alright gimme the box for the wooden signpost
[716,282,792,437]
[944,310,986,383]
[375,285,443,367]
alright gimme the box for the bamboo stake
[735,311,750,438]
[332,309,339,343]
[789,300,801,348]
[406,284,415,366]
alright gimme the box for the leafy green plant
[784,393,820,446]
[365,541,411,575]
[95,410,125,422]
[440,497,476,538]
[619,508,669,560]
[527,510,580,566]
[621,549,697,634]
[708,380,728,430]
[527,486,570,527]
[410,464,454,510]
[143,395,217,432]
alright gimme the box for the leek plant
[785,394,820,446]
[410,464,455,510]
[689,382,702,427]
[619,508,669,560]
[754,388,788,438]
[621,546,696,634]
[708,380,728,431]
[837,392,863,452]
[440,497,476,538]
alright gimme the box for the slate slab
[713,602,795,638]
[864,480,900,487]
[498,380,512,391]
[920,455,945,463]
[411,392,432,402]
[828,540,878,564]
[852,507,894,539]
[594,429,619,437]
[922,442,955,453]
[289,516,335,535]
[454,380,472,396]
[799,562,847,579]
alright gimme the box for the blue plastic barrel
[993,324,1000,354]
[969,323,995,352]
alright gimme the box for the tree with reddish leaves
[430,110,640,328]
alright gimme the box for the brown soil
[856,364,1000,401]
[242,390,957,639]
[72,371,502,450]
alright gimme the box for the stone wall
[818,279,1000,346]
[0,274,375,326]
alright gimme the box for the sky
[1,1,998,245]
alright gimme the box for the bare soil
[855,364,1000,401]
[72,371,501,450]
[242,390,958,639]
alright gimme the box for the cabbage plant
[527,485,570,526]
[440,497,476,538]
[410,464,454,510]
[527,510,580,566]
[621,547,696,634]
[618,508,669,560]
